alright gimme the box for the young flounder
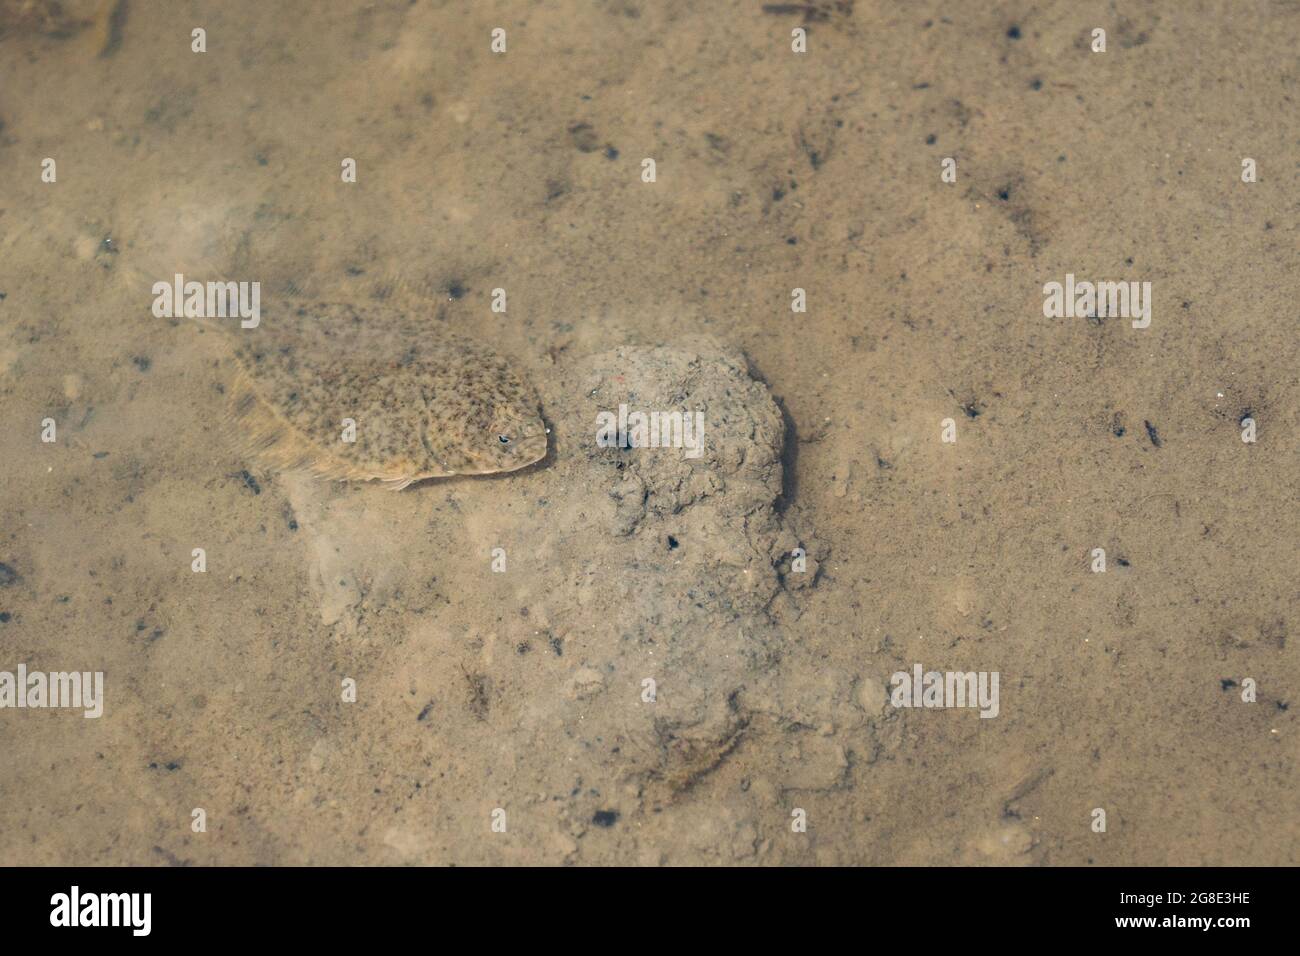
[225,300,546,489]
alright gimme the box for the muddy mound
[516,340,819,804]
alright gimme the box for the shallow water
[1,0,1296,865]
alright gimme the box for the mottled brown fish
[224,301,546,489]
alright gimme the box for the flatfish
[223,299,546,489]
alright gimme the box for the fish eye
[497,435,511,445]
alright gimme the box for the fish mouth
[412,438,548,481]
[493,431,549,474]
[509,422,549,455]
[410,456,543,481]
[504,436,549,471]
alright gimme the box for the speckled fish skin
[226,301,547,488]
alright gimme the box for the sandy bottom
[0,0,1296,865]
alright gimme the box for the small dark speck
[1030,78,1042,90]
[997,188,1010,201]
[1143,420,1162,447]
[238,470,262,494]
[1276,701,1288,711]
[516,642,531,655]
[132,355,152,372]
[604,145,619,160]
[0,563,20,587]
[667,535,679,550]
[1116,557,1130,567]
[925,133,936,145]
[417,701,434,721]
[93,451,110,459]
[164,761,182,771]
[549,634,563,656]
[1006,25,1021,39]
[0,612,10,623]
[446,282,466,300]
[1220,679,1237,690]
[592,809,619,827]
[786,236,797,245]
[772,186,786,200]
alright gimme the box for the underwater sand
[0,0,1296,865]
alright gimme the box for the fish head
[429,358,548,476]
